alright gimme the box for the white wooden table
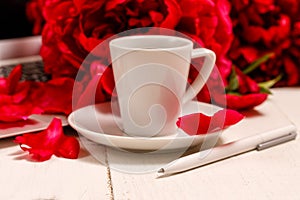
[0,87,299,200]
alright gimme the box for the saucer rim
[67,101,223,150]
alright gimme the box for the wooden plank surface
[0,139,111,200]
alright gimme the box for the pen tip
[157,168,165,173]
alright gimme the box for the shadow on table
[0,137,18,149]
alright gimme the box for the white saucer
[68,101,223,151]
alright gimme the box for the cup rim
[109,35,193,51]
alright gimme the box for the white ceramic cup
[109,35,216,137]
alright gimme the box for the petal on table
[14,118,80,161]
[55,136,80,159]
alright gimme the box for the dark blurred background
[0,0,33,39]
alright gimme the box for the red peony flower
[14,117,80,161]
[36,0,182,79]
[25,0,274,113]
[177,109,244,135]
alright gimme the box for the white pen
[157,125,297,176]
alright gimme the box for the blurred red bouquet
[229,0,300,86]
[25,0,272,111]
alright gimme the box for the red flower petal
[0,104,32,122]
[55,137,80,159]
[6,64,22,95]
[12,82,31,104]
[14,117,63,150]
[177,109,244,135]
[0,79,6,92]
[14,118,80,161]
[0,119,38,130]
[0,82,31,105]
[214,109,244,127]
[27,149,54,162]
[0,65,30,105]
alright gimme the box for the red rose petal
[14,118,80,161]
[177,109,244,135]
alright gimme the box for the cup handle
[182,48,216,104]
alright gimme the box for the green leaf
[243,52,275,74]
[258,74,282,88]
[259,86,272,94]
[258,74,283,94]
[226,66,239,92]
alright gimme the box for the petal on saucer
[177,109,244,135]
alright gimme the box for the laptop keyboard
[0,57,50,81]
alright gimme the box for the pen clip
[257,132,297,151]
